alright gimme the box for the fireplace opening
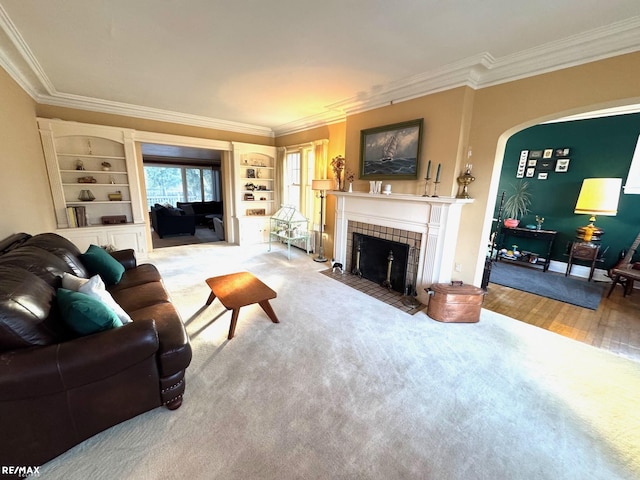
[352,233,409,294]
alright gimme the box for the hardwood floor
[484,280,640,363]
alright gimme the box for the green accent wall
[497,113,640,269]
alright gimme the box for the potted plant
[502,180,532,227]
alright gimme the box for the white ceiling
[1,1,640,137]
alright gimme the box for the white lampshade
[574,178,622,216]
[312,179,333,191]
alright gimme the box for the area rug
[152,225,221,249]
[38,243,640,480]
[489,260,606,310]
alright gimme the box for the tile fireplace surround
[329,192,473,305]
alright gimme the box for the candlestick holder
[422,179,431,197]
[432,181,440,197]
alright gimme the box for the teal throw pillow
[57,288,123,335]
[80,244,125,285]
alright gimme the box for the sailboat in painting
[380,134,398,162]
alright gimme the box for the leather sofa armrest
[110,248,137,270]
[0,319,159,401]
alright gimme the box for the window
[624,134,640,194]
[144,163,221,207]
[284,148,315,221]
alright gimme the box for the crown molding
[0,5,50,97]
[477,15,640,88]
[274,16,640,135]
[0,5,275,138]
[1,3,639,139]
[35,91,276,138]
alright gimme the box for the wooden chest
[426,282,485,323]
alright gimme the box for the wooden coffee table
[205,272,279,339]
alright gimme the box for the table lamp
[574,178,622,242]
[311,179,333,262]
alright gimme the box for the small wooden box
[426,282,485,323]
[101,215,127,225]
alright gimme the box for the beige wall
[0,69,55,238]
[345,87,475,197]
[2,50,640,284]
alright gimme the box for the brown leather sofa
[0,232,192,468]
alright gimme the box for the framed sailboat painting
[359,118,423,180]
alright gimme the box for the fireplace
[330,192,472,304]
[351,233,409,293]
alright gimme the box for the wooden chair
[607,232,640,297]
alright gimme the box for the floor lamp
[312,179,333,262]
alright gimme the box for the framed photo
[528,150,543,159]
[527,159,537,167]
[555,148,570,157]
[520,150,529,161]
[537,159,555,172]
[246,168,256,178]
[360,119,423,179]
[555,159,570,172]
[244,193,254,201]
[246,208,265,216]
[537,172,548,180]
[525,167,535,178]
[543,149,553,158]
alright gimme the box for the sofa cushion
[108,264,163,293]
[0,266,62,351]
[0,233,31,254]
[80,245,125,286]
[57,288,123,335]
[110,281,170,313]
[179,203,195,216]
[153,204,184,217]
[0,246,75,288]
[23,233,89,278]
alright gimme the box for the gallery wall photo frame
[537,159,555,172]
[555,159,570,172]
[359,118,423,180]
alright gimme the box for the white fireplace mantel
[329,191,473,304]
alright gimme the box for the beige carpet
[40,243,640,479]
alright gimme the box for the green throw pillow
[57,288,123,335]
[80,244,125,285]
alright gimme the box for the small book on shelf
[67,206,88,228]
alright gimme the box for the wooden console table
[497,227,557,272]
